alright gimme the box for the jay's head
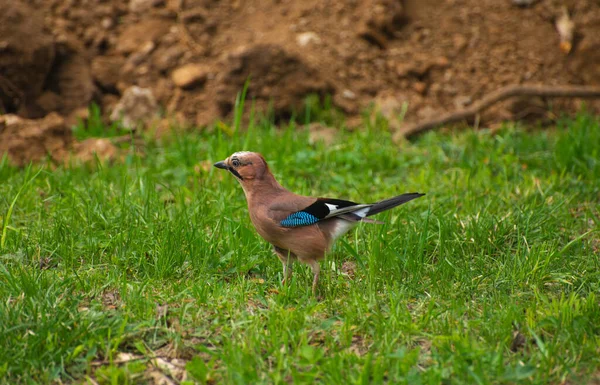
[214,151,270,183]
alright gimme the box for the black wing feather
[280,198,359,227]
[279,194,425,228]
[302,198,359,219]
[366,193,425,216]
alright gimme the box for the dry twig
[400,84,600,139]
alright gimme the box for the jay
[214,151,424,295]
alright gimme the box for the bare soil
[0,113,72,166]
[1,0,599,162]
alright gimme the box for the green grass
[1,110,599,384]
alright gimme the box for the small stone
[171,63,208,89]
[342,89,356,99]
[434,56,450,68]
[413,81,427,94]
[101,17,114,29]
[296,32,321,47]
[452,34,468,51]
[512,0,536,7]
[129,0,164,13]
[110,86,159,130]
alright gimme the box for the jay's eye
[231,159,241,167]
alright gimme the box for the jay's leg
[274,246,294,285]
[307,260,320,296]
[281,260,293,284]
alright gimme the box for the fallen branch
[400,84,600,139]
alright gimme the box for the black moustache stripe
[229,167,244,180]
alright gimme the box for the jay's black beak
[214,161,228,170]
[214,160,244,180]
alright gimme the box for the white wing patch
[325,203,338,211]
[323,203,371,219]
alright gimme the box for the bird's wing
[278,198,371,228]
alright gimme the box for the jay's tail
[367,193,425,217]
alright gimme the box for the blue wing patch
[280,211,319,227]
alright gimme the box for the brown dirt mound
[1,0,600,138]
[213,44,334,120]
[0,113,71,166]
[0,114,120,166]
[0,0,55,117]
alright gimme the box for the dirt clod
[0,113,72,166]
[73,138,119,163]
[91,56,125,92]
[115,18,171,54]
[308,123,338,146]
